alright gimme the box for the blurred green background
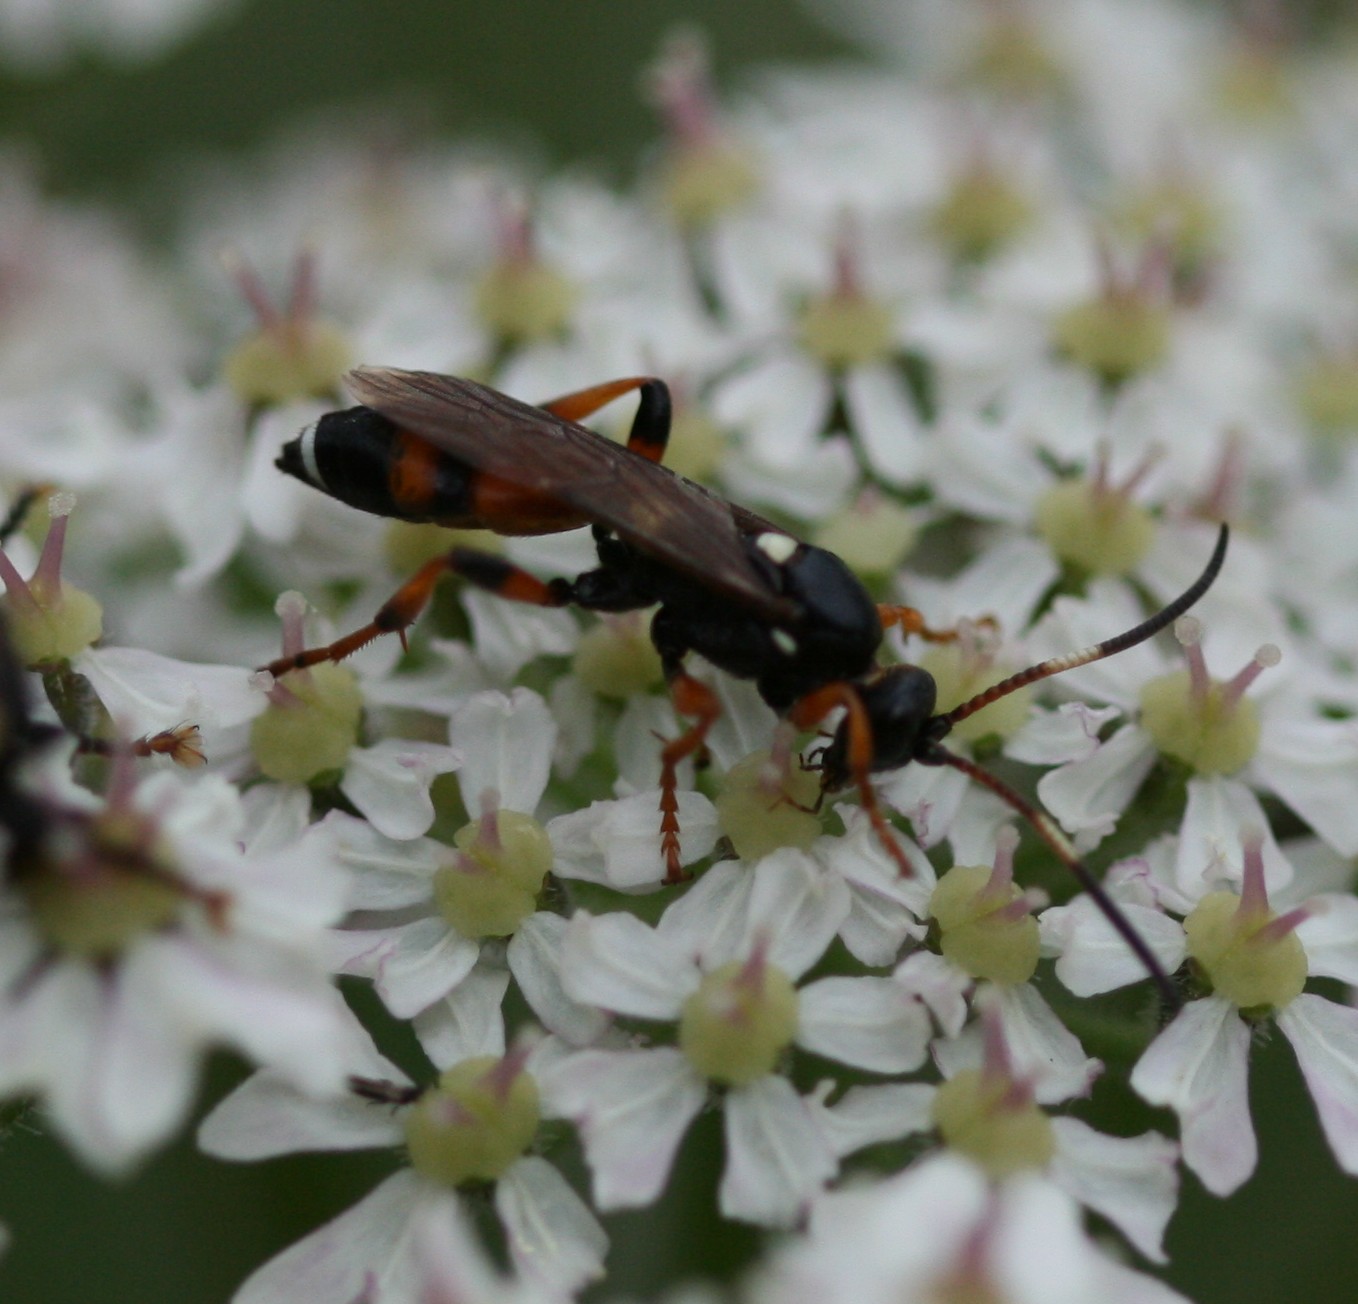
[1,1,1357,1301]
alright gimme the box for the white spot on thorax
[755,532,798,564]
[772,629,798,656]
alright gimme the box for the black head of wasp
[270,366,1229,1010]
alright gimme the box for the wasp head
[812,665,943,792]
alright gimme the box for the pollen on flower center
[432,806,552,938]
[679,951,798,1086]
[403,1054,541,1187]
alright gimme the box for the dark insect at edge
[270,367,1230,1010]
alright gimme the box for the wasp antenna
[929,743,1180,1010]
[943,522,1228,730]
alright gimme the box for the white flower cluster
[2,1,1358,1300]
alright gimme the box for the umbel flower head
[5,0,1358,1300]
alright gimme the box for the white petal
[1049,1117,1179,1263]
[332,918,480,1019]
[341,738,462,840]
[934,985,1101,1104]
[319,811,443,910]
[450,687,556,814]
[233,1171,423,1304]
[1296,894,1358,984]
[813,1082,936,1158]
[844,362,928,484]
[1254,715,1358,857]
[1041,896,1186,996]
[1278,993,1358,1175]
[1036,725,1157,847]
[75,644,262,733]
[496,1155,608,1293]
[411,960,510,1066]
[508,913,612,1047]
[657,859,756,967]
[199,1069,405,1159]
[893,950,971,1038]
[548,791,719,887]
[720,1076,837,1227]
[537,1046,705,1208]
[796,976,932,1073]
[559,910,694,1019]
[463,589,579,681]
[1006,702,1123,766]
[1131,997,1255,1196]
[1176,775,1292,896]
[746,849,851,980]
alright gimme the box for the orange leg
[541,377,671,465]
[877,605,998,643]
[658,672,721,884]
[791,682,914,878]
[261,548,568,678]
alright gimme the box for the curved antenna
[942,522,1229,731]
[928,743,1180,1010]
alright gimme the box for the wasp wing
[345,366,796,622]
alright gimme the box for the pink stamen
[1236,828,1270,919]
[646,33,718,147]
[1251,906,1311,946]
[476,789,503,852]
[222,248,283,331]
[492,192,535,265]
[831,214,865,299]
[480,1039,534,1102]
[0,546,36,613]
[1174,616,1211,701]
[31,492,73,598]
[977,827,1019,905]
[287,249,317,328]
[1220,644,1280,710]
[736,933,772,993]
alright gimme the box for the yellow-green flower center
[251,663,363,784]
[474,258,576,345]
[4,580,102,667]
[929,863,1040,986]
[811,499,917,580]
[929,166,1032,264]
[679,958,798,1086]
[1052,292,1171,387]
[797,290,895,370]
[1034,479,1155,578]
[1139,670,1260,775]
[572,614,664,700]
[404,1056,541,1186]
[931,1066,1055,1179]
[1296,355,1358,439]
[223,318,352,406]
[660,142,759,229]
[1183,891,1307,1013]
[919,645,1031,745]
[21,811,183,959]
[432,812,552,938]
[714,749,822,862]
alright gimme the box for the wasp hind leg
[260,547,573,678]
[541,377,671,465]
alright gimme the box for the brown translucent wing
[345,366,797,621]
